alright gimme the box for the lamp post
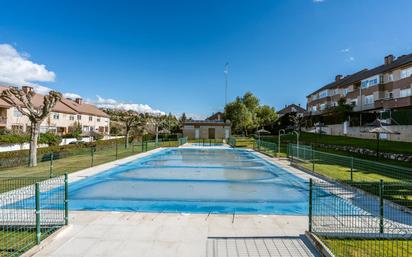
[293,131,300,158]
[224,62,229,106]
[278,129,285,157]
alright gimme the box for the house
[0,86,110,135]
[306,53,412,116]
[182,113,231,140]
[277,104,305,117]
[60,97,110,134]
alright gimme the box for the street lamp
[278,129,285,157]
[293,130,300,158]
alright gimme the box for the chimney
[335,75,343,81]
[384,54,395,65]
[22,86,33,94]
[75,98,83,105]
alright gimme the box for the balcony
[375,96,412,109]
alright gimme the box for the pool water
[69,148,309,214]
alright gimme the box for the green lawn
[261,132,412,168]
[324,238,412,257]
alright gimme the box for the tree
[256,105,278,129]
[224,92,277,135]
[1,88,61,167]
[179,113,187,125]
[332,97,354,121]
[68,121,82,140]
[224,98,253,135]
[118,111,143,148]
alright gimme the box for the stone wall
[303,124,412,142]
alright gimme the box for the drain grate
[206,236,321,257]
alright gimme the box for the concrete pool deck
[23,147,322,257]
[26,211,320,257]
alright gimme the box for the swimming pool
[68,148,309,214]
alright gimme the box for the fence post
[35,182,41,244]
[141,141,144,152]
[64,173,69,225]
[379,179,384,234]
[115,142,118,160]
[49,152,54,178]
[309,178,313,233]
[312,148,315,172]
[145,141,148,151]
[350,157,354,182]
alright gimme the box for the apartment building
[307,53,412,116]
[0,86,110,135]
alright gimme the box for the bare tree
[1,87,62,167]
[118,111,143,148]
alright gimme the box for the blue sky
[1,0,412,117]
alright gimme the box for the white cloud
[63,92,82,99]
[0,44,56,88]
[340,48,355,62]
[94,95,165,115]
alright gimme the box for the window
[311,106,317,112]
[83,126,89,132]
[400,88,412,97]
[400,67,412,79]
[384,91,393,99]
[312,94,318,101]
[387,74,394,82]
[13,108,22,117]
[53,113,60,120]
[343,88,349,96]
[361,75,380,89]
[291,107,296,112]
[319,90,328,98]
[97,117,101,122]
[89,116,93,121]
[364,95,374,105]
[69,115,75,121]
[320,103,326,110]
[77,115,81,120]
[334,89,340,95]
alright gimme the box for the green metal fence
[178,137,188,146]
[255,139,278,157]
[309,179,412,257]
[188,139,224,146]
[227,137,236,147]
[0,140,181,180]
[287,143,412,183]
[0,175,68,257]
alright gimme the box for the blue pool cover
[67,148,311,214]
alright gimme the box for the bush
[39,132,62,146]
[0,134,30,145]
[90,131,104,141]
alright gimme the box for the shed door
[208,128,215,139]
[195,128,200,139]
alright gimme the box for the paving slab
[26,211,316,257]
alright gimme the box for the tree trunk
[155,125,159,144]
[29,121,40,167]
[125,129,130,149]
